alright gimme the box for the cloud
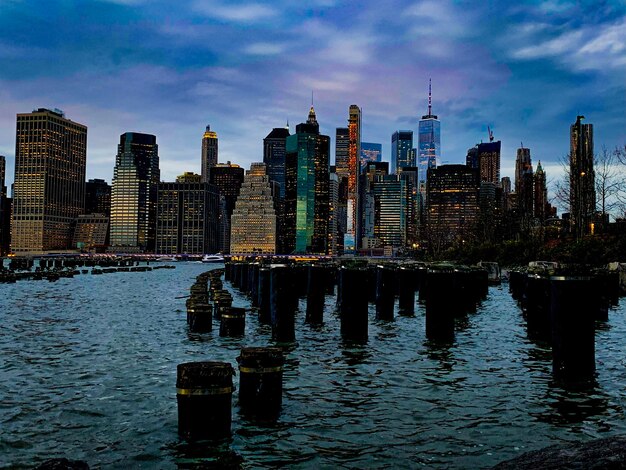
[192,1,278,23]
[243,42,287,56]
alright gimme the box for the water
[1,263,625,469]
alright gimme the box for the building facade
[208,162,245,253]
[284,107,330,255]
[230,163,278,254]
[360,142,382,170]
[391,130,414,174]
[0,155,10,255]
[201,125,218,183]
[263,126,290,199]
[73,214,109,251]
[156,172,220,255]
[372,175,408,248]
[12,108,87,253]
[346,105,361,253]
[426,165,480,250]
[570,115,595,238]
[85,178,111,216]
[110,132,159,252]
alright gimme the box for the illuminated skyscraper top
[418,79,441,191]
[201,125,218,183]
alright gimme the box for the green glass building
[284,107,330,255]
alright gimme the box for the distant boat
[202,254,224,263]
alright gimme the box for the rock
[493,436,626,469]
[34,458,90,470]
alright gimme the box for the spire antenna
[428,78,432,116]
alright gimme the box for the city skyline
[0,0,624,194]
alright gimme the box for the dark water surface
[1,262,625,469]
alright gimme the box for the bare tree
[595,146,623,220]
[551,153,570,215]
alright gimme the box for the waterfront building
[263,126,290,199]
[73,214,109,251]
[0,155,10,255]
[12,108,87,253]
[360,142,382,170]
[208,162,245,253]
[570,115,595,238]
[230,163,278,254]
[201,125,218,183]
[399,166,419,247]
[515,146,534,219]
[85,179,111,216]
[156,172,220,255]
[426,165,480,250]
[284,106,330,255]
[110,132,159,253]
[391,130,414,174]
[346,105,362,253]
[417,79,441,192]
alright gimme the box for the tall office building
[110,132,159,252]
[360,142,382,170]
[418,79,441,192]
[335,127,350,180]
[515,146,534,218]
[570,115,595,238]
[372,175,408,248]
[359,161,389,247]
[534,161,549,221]
[0,155,10,255]
[478,141,501,185]
[399,166,419,247]
[12,108,87,253]
[85,179,111,215]
[391,130,414,174]
[284,106,330,255]
[263,126,290,198]
[156,172,220,255]
[426,165,480,249]
[346,105,361,252]
[209,162,245,253]
[230,163,278,254]
[329,170,339,256]
[201,125,218,183]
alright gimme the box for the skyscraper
[156,172,220,254]
[110,132,159,252]
[346,105,361,252]
[284,106,330,255]
[263,126,290,198]
[0,155,10,255]
[515,146,534,218]
[230,163,278,254]
[426,165,480,250]
[335,127,349,180]
[534,161,548,221]
[12,108,87,253]
[418,79,441,192]
[85,179,111,215]
[570,116,595,237]
[391,130,414,174]
[209,162,245,253]
[201,125,218,183]
[467,141,501,186]
[360,142,382,170]
[372,175,408,248]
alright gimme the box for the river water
[1,262,625,469]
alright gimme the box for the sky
[0,0,624,209]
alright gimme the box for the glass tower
[13,108,87,253]
[391,130,414,174]
[418,80,441,193]
[284,107,330,255]
[263,126,290,199]
[570,115,595,238]
[110,132,159,252]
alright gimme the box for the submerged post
[425,270,455,341]
[550,276,596,382]
[375,265,396,320]
[176,361,234,440]
[339,267,369,342]
[306,265,327,324]
[237,347,284,417]
[219,306,246,337]
[271,265,296,342]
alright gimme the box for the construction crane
[487,126,494,143]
